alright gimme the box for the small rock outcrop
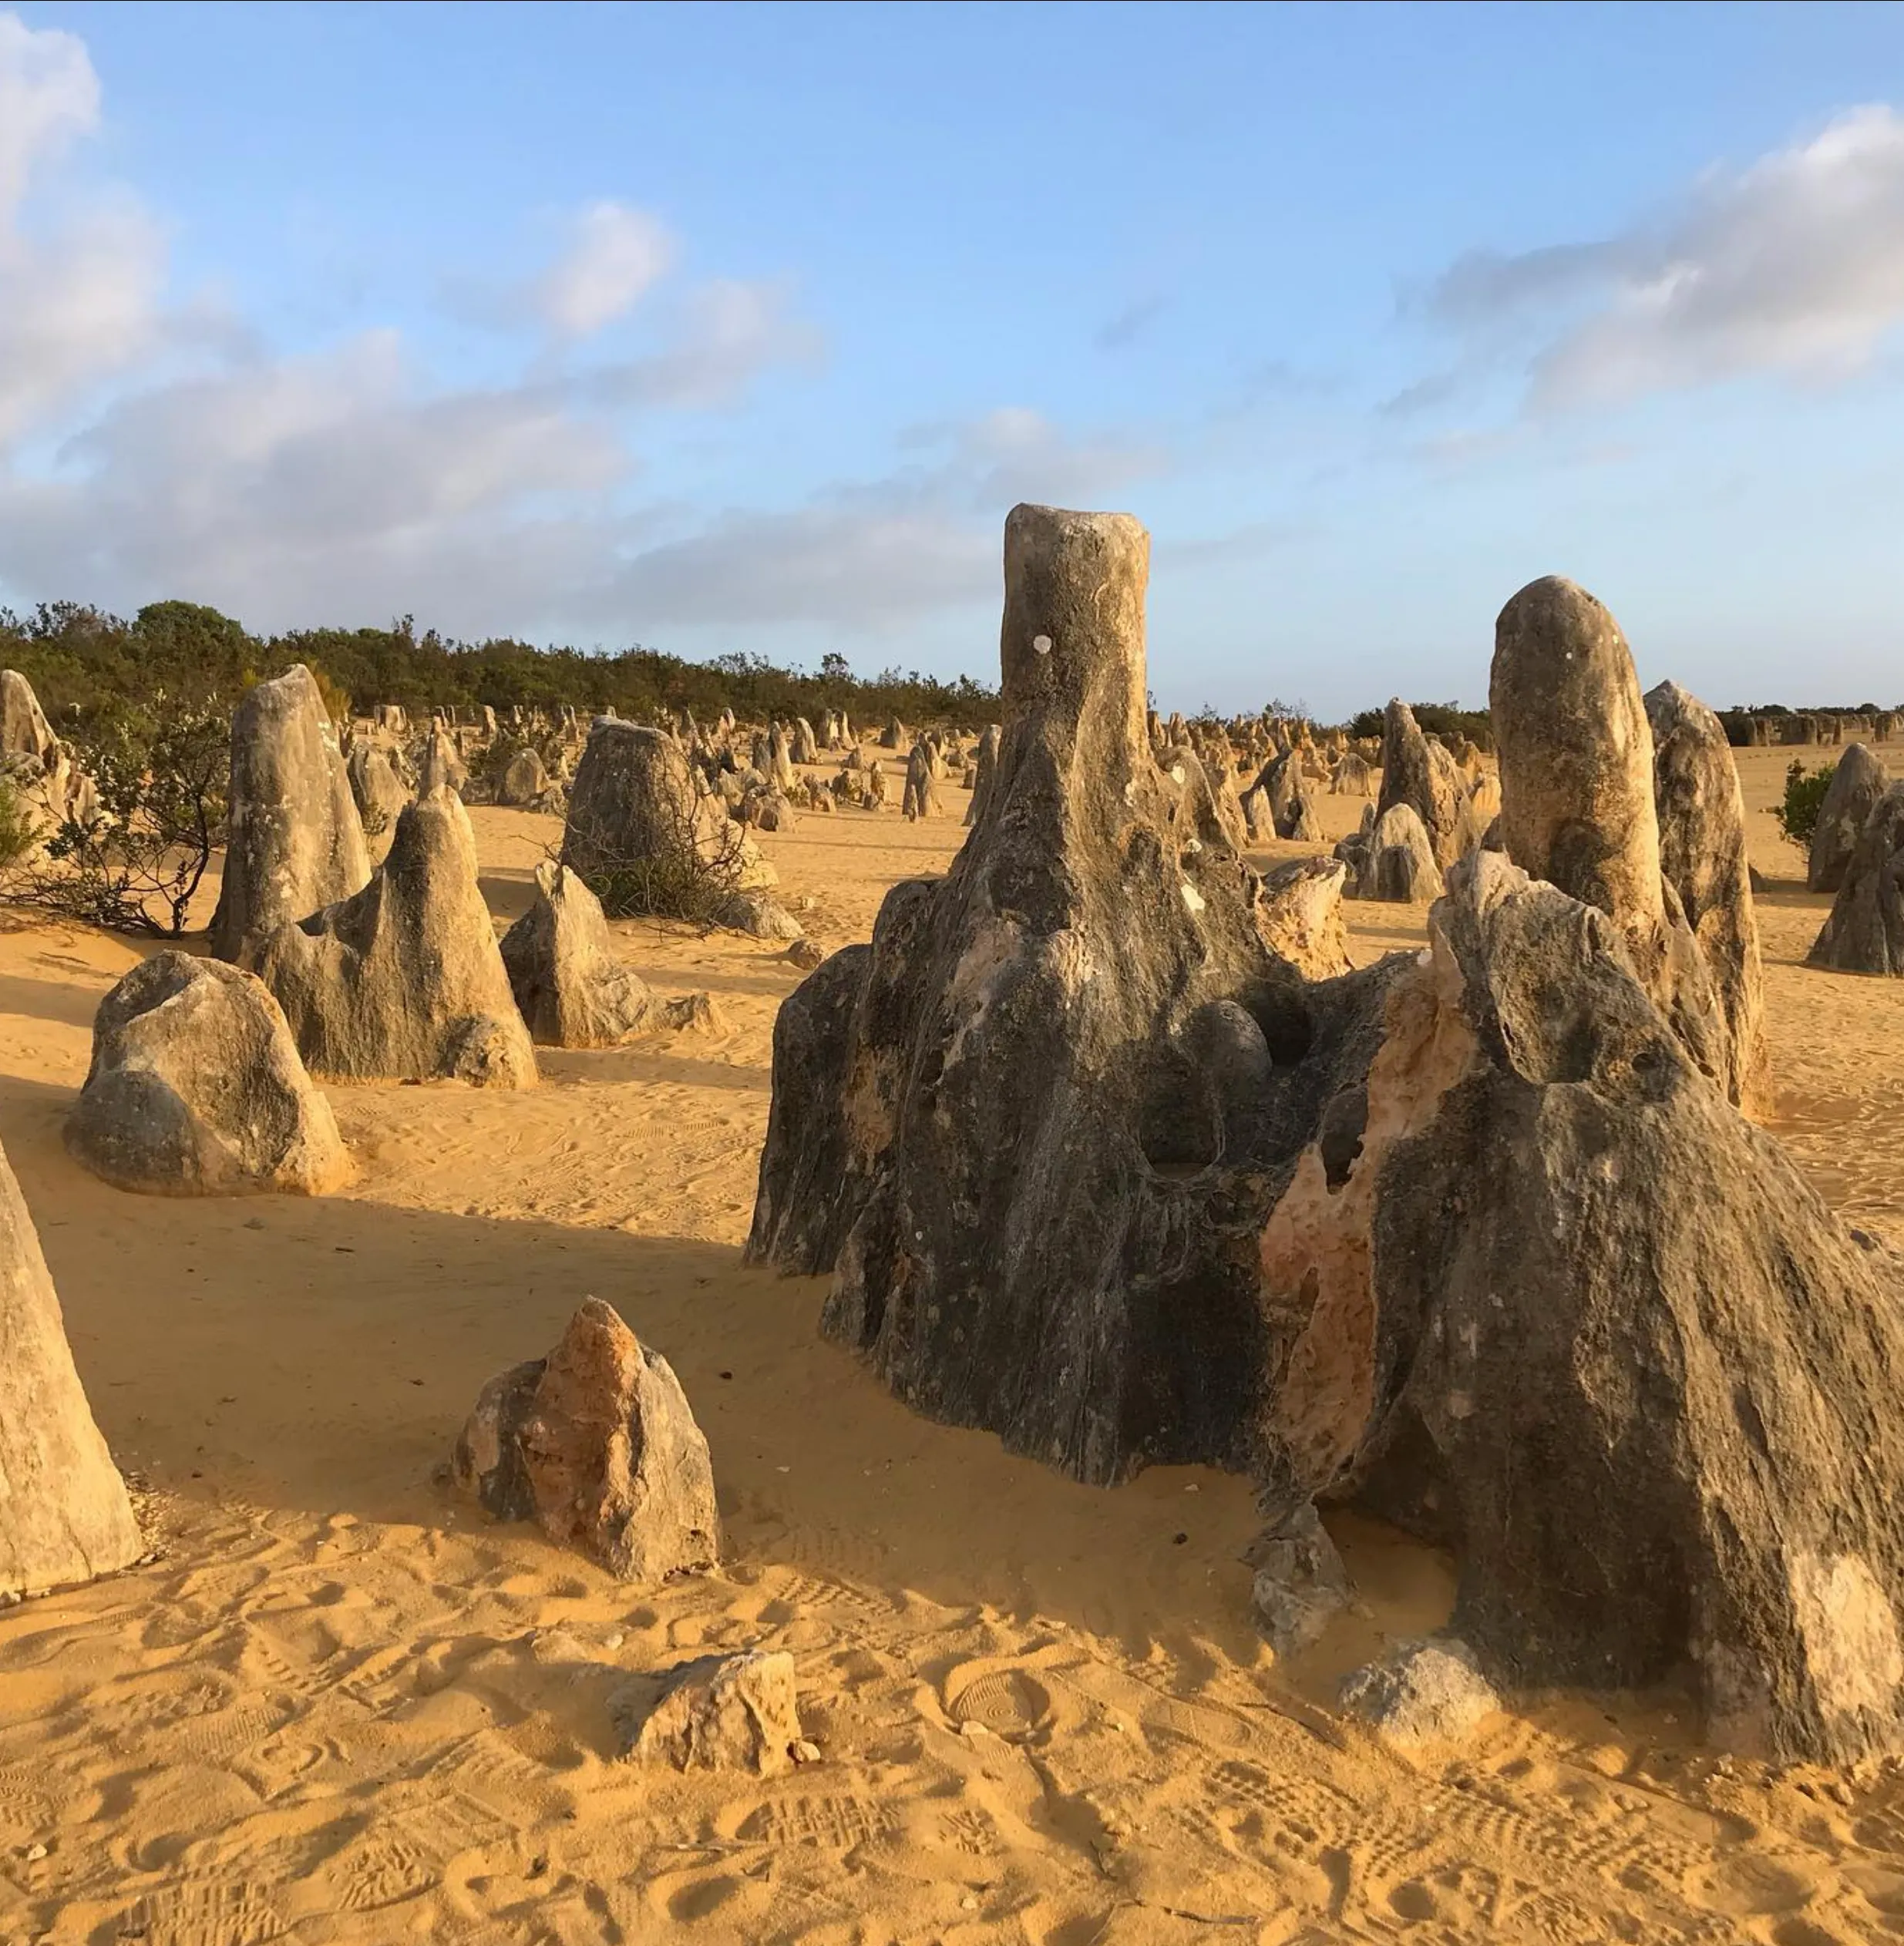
[1254,857,1353,980]
[254,788,536,1087]
[66,953,350,1197]
[498,746,552,808]
[1,1134,145,1598]
[1809,781,1904,976]
[964,722,1000,828]
[1364,803,1444,903]
[1492,578,1738,1103]
[560,721,773,905]
[901,741,938,821]
[0,669,56,763]
[417,724,468,797]
[1375,701,1470,869]
[450,1297,720,1585]
[500,862,718,1047]
[1644,680,1768,1111]
[209,666,372,964]
[1809,743,1891,896]
[346,741,409,828]
[614,1649,800,1773]
[1339,1639,1501,1751]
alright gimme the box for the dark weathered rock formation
[1,1135,144,1598]
[210,665,371,964]
[1809,781,1904,976]
[1809,743,1891,896]
[451,1297,719,1585]
[1263,849,1904,1765]
[500,862,718,1047]
[254,788,536,1087]
[67,953,349,1196]
[746,504,1385,1484]
[901,741,939,821]
[1644,680,1768,1111]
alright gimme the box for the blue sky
[5,2,1904,715]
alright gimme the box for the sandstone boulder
[1254,856,1353,980]
[347,741,409,830]
[614,1649,799,1773]
[1809,743,1891,896]
[209,666,371,964]
[500,862,718,1047]
[1376,701,1470,869]
[451,1296,719,1585]
[67,953,349,1196]
[1644,680,1768,1111]
[1364,802,1443,903]
[560,720,774,907]
[0,1134,144,1598]
[254,788,536,1086]
[1809,781,1904,976]
[498,746,551,808]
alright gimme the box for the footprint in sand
[943,1659,1053,1739]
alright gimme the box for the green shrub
[1773,758,1834,852]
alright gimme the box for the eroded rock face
[67,953,350,1196]
[1376,702,1470,869]
[560,721,773,900]
[209,666,372,964]
[1492,579,1736,1101]
[746,503,1393,1486]
[0,670,56,764]
[901,741,939,821]
[1809,781,1904,976]
[346,742,409,828]
[498,747,551,808]
[615,1649,799,1773]
[1644,681,1768,1112]
[964,723,1000,828]
[1255,857,1353,980]
[417,724,468,798]
[1365,803,1443,904]
[450,1296,720,1585]
[0,1134,144,1598]
[1810,743,1891,896]
[1260,849,1904,1763]
[500,862,718,1047]
[254,788,536,1087]
[1339,1638,1500,1752]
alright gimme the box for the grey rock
[1809,781,1904,976]
[254,788,536,1086]
[1250,1504,1353,1657]
[0,1131,144,1598]
[1809,743,1890,895]
[67,952,349,1196]
[1339,1638,1499,1750]
[209,665,372,964]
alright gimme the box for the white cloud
[0,11,96,227]
[588,276,823,409]
[537,199,675,338]
[1421,105,1904,408]
[0,14,174,440]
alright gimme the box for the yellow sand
[4,745,1904,1944]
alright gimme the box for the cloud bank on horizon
[5,4,1904,715]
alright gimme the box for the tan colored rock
[1255,856,1353,978]
[0,1133,144,1598]
[209,665,372,964]
[1645,680,1768,1111]
[254,788,536,1087]
[902,741,939,821]
[500,862,718,1047]
[450,1296,720,1585]
[616,1649,799,1773]
[1809,743,1891,895]
[1376,702,1470,868]
[67,953,349,1196]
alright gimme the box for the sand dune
[5,748,1904,1943]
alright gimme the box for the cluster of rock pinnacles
[12,502,1904,1770]
[749,502,1904,1765]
